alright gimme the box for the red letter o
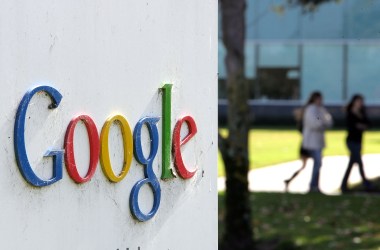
[64,115,100,183]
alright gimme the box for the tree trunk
[219,0,254,249]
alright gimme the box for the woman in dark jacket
[340,94,371,193]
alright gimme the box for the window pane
[259,44,298,67]
[253,0,300,40]
[300,3,343,39]
[245,41,256,79]
[302,45,343,102]
[347,44,380,102]
[345,0,380,39]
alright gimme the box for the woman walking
[341,94,371,193]
[284,108,311,191]
[302,91,333,192]
[284,147,310,191]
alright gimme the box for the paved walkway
[217,154,380,195]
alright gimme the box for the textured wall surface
[0,1,217,249]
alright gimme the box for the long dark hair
[346,94,365,115]
[296,91,322,132]
[301,91,322,118]
[306,91,322,106]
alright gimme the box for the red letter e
[172,116,197,179]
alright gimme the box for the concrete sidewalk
[217,154,380,195]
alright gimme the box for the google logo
[14,85,198,222]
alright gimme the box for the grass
[218,129,380,176]
[218,191,380,249]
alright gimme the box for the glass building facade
[219,0,380,104]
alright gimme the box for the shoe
[284,180,290,192]
[364,182,374,192]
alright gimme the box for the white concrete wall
[0,1,217,249]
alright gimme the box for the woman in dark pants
[341,94,371,193]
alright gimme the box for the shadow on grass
[219,191,380,250]
[350,176,380,194]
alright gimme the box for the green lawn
[218,129,380,176]
[219,192,380,249]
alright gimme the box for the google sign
[14,84,197,222]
